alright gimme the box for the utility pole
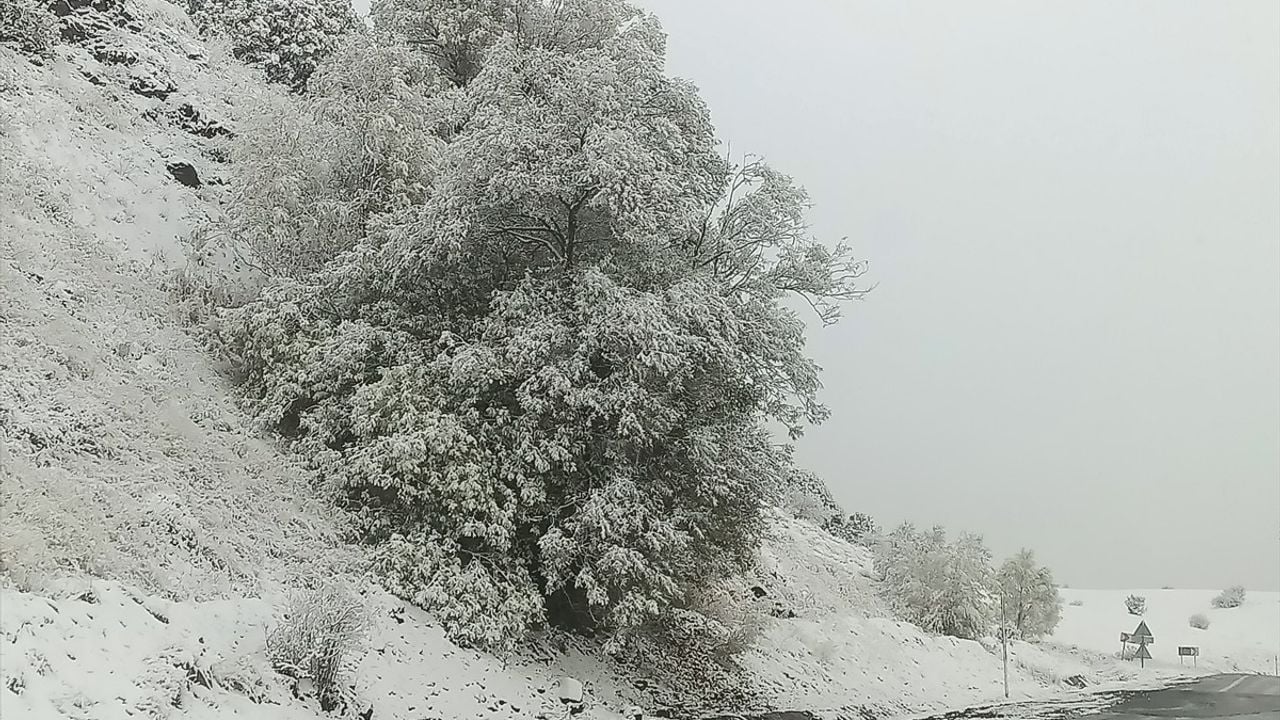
[1001,589,1009,699]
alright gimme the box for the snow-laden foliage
[1188,611,1210,629]
[874,524,996,640]
[207,0,865,650]
[189,0,360,91]
[1211,584,1246,609]
[774,468,842,524]
[266,582,369,708]
[823,511,877,546]
[1124,593,1146,616]
[995,549,1061,640]
[0,0,58,57]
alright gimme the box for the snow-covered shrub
[823,511,877,545]
[215,37,442,280]
[774,468,841,524]
[1188,612,1210,629]
[1068,598,1084,606]
[0,0,58,57]
[874,523,996,639]
[1125,594,1146,616]
[1211,584,1246,609]
[206,0,866,651]
[266,582,369,706]
[996,549,1062,639]
[189,0,360,91]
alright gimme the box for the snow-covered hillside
[0,3,1220,719]
[1053,588,1280,675]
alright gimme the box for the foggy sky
[353,0,1280,590]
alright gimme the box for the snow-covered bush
[823,511,877,545]
[266,582,369,707]
[1125,594,1146,616]
[774,468,841,524]
[189,0,360,91]
[206,0,866,650]
[1211,585,1246,609]
[1068,598,1084,606]
[874,523,995,639]
[0,0,58,57]
[996,549,1062,639]
[1188,612,1210,629]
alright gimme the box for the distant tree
[1188,612,1210,629]
[996,549,1062,639]
[1125,594,1146,616]
[1211,585,1246,609]
[874,523,995,639]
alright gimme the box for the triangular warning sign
[1135,644,1152,660]
[1132,620,1154,639]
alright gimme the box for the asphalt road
[1091,674,1280,719]
[912,674,1280,720]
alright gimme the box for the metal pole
[1001,590,1009,699]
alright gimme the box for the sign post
[1120,631,1132,660]
[1000,591,1009,699]
[1178,646,1198,668]
[1135,643,1152,668]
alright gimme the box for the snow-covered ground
[1052,588,1280,675]
[0,3,1230,719]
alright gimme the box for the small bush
[0,0,59,57]
[1188,612,1210,630]
[1068,599,1084,607]
[1125,594,1146,616]
[823,512,878,545]
[266,582,369,706]
[1211,585,1246,609]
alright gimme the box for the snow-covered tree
[995,549,1061,639]
[873,523,995,639]
[1125,594,1146,615]
[189,0,360,91]
[210,0,866,649]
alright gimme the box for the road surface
[1090,674,1280,719]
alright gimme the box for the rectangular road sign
[1120,632,1132,643]
[1178,646,1199,656]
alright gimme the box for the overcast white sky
[354,0,1280,590]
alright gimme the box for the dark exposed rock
[166,162,200,189]
[750,585,767,599]
[130,69,175,100]
[171,103,233,139]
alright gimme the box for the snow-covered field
[1053,588,1280,675]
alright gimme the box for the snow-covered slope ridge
[1,0,347,602]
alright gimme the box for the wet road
[1090,674,1280,719]
[920,674,1280,720]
